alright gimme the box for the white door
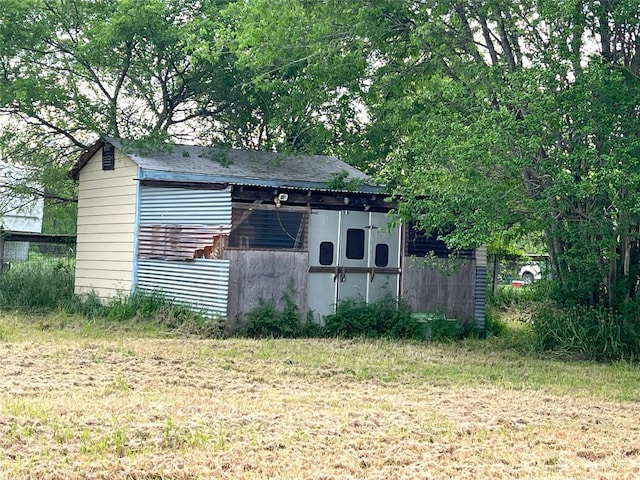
[307,210,340,321]
[336,210,370,303]
[307,210,401,322]
[367,212,401,303]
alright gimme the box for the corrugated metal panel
[137,186,232,317]
[137,259,230,317]
[139,186,231,225]
[138,226,229,260]
[475,266,487,334]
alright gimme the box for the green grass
[3,311,637,403]
[227,329,640,402]
[0,311,177,342]
[2,310,640,479]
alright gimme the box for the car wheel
[521,272,534,284]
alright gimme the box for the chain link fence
[0,232,76,278]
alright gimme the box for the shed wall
[74,149,137,297]
[226,250,309,329]
[135,186,232,318]
[401,256,477,321]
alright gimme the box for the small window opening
[375,243,389,267]
[346,228,365,259]
[319,241,334,265]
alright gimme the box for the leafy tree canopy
[223,0,640,309]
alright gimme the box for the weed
[324,295,421,339]
[52,423,73,444]
[112,428,128,457]
[242,294,303,338]
[531,301,640,361]
[484,307,510,337]
[413,312,464,341]
[104,373,131,394]
[162,417,210,450]
[488,282,547,309]
[0,262,76,311]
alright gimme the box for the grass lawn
[1,311,640,479]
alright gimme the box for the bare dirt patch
[1,337,639,479]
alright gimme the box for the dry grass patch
[1,312,640,479]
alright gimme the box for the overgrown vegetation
[324,295,421,339]
[0,261,221,337]
[0,260,76,311]
[240,294,485,342]
[487,282,640,362]
[7,257,640,362]
[240,294,305,338]
[531,303,640,362]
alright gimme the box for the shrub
[243,294,303,338]
[413,312,464,341]
[531,301,640,361]
[484,307,510,338]
[324,295,421,339]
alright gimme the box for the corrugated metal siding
[137,186,233,317]
[140,187,231,224]
[137,259,229,317]
[474,266,487,334]
[138,225,228,260]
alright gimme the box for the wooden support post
[0,230,4,278]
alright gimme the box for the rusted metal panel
[138,225,228,260]
[137,259,230,318]
[139,186,232,225]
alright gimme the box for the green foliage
[242,294,304,338]
[71,291,219,336]
[0,261,76,311]
[488,284,546,309]
[325,171,364,191]
[531,302,640,362]
[483,309,510,338]
[324,295,421,340]
[413,312,464,342]
[0,259,217,336]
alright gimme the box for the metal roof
[75,138,380,193]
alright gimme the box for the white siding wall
[74,148,137,297]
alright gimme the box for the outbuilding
[71,138,486,330]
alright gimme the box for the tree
[0,0,274,231]
[224,0,640,310]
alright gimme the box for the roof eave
[138,168,385,195]
[70,138,106,181]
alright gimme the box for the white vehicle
[519,263,542,284]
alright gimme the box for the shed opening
[229,206,308,251]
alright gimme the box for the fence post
[0,229,4,278]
